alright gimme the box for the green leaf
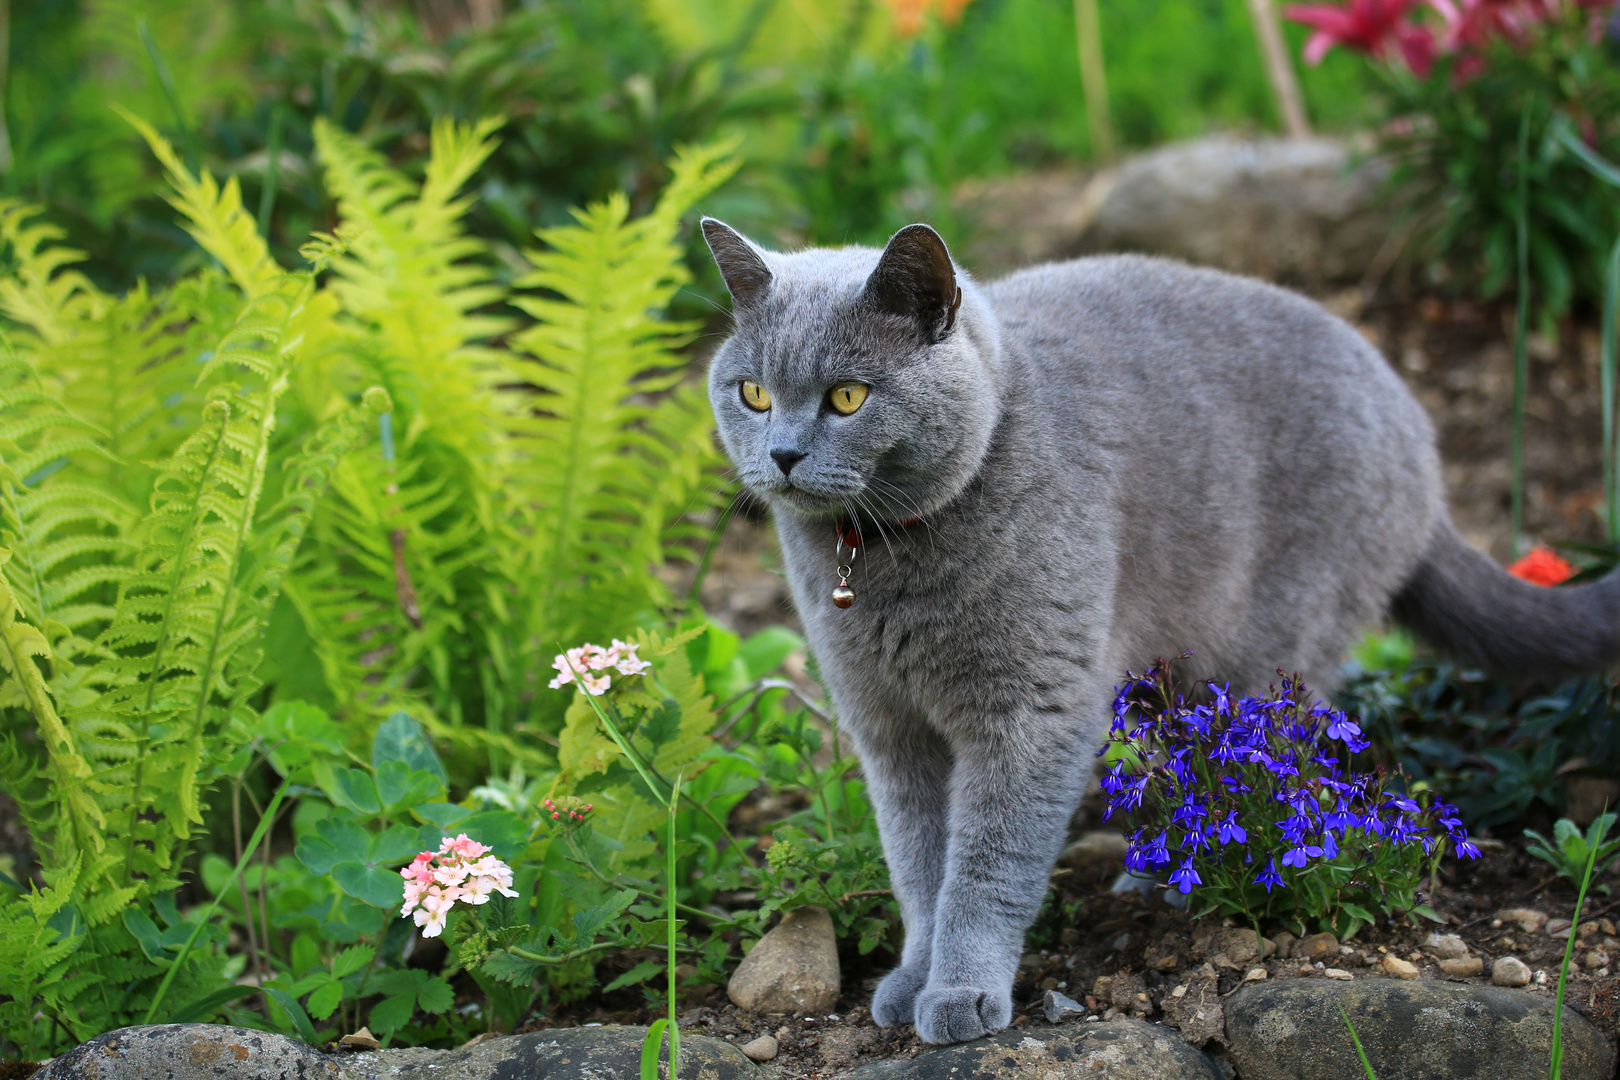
[371,825,424,866]
[369,992,417,1035]
[330,943,375,978]
[376,760,445,812]
[481,949,541,987]
[738,626,804,680]
[372,711,448,785]
[602,960,665,994]
[121,907,168,963]
[306,978,343,1020]
[163,984,262,1024]
[416,975,454,1014]
[450,811,528,860]
[295,817,369,875]
[642,1018,669,1080]
[329,767,383,814]
[572,889,637,941]
[414,802,474,830]
[332,863,404,909]
[264,987,321,1046]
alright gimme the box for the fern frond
[506,141,735,651]
[121,109,280,300]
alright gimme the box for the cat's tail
[1390,518,1620,681]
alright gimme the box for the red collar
[836,514,921,549]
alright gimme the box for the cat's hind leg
[854,721,954,1028]
[913,721,1091,1044]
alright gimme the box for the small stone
[1492,956,1532,987]
[1381,956,1419,980]
[1161,971,1224,1047]
[1579,921,1603,939]
[1110,932,1133,951]
[1043,989,1087,1023]
[1423,933,1469,960]
[1547,917,1574,937]
[1323,968,1353,980]
[1271,931,1297,959]
[1020,952,1045,970]
[1191,926,1275,965]
[1060,830,1129,869]
[1439,956,1484,977]
[1294,933,1339,962]
[1601,918,1617,935]
[1496,908,1548,934]
[1585,950,1610,970]
[1243,967,1268,983]
[740,1036,778,1062]
[1145,942,1181,971]
[727,905,841,1014]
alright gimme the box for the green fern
[506,140,736,656]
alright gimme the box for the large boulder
[33,1024,342,1080]
[341,1025,759,1080]
[844,1020,1223,1080]
[1224,977,1616,1080]
[957,135,1392,285]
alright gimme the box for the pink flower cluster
[399,833,518,938]
[543,795,594,822]
[547,639,651,696]
[1284,0,1616,78]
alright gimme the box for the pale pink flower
[398,836,518,937]
[581,672,611,696]
[549,639,652,692]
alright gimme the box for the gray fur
[700,219,1620,1045]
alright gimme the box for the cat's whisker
[865,476,939,551]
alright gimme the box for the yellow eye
[829,382,868,415]
[740,380,772,412]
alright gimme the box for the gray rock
[341,1025,759,1080]
[1059,831,1128,870]
[740,1035,779,1062]
[727,905,841,1014]
[1491,956,1532,987]
[1293,933,1339,962]
[1423,933,1469,960]
[33,1025,342,1080]
[844,1020,1224,1080]
[1225,977,1616,1080]
[1043,989,1087,1023]
[958,136,1392,284]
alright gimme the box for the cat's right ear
[702,219,773,312]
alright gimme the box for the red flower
[1507,546,1574,586]
[1284,0,1440,73]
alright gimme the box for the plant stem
[1603,237,1620,542]
[257,107,282,240]
[144,778,290,1024]
[1551,807,1607,1080]
[666,771,682,1080]
[1510,102,1533,559]
[1073,0,1114,162]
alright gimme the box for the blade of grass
[641,1019,669,1080]
[137,17,198,174]
[143,777,290,1024]
[257,107,282,239]
[1339,1004,1380,1079]
[1550,806,1607,1079]
[1604,237,1620,541]
[1510,102,1533,559]
[667,771,683,1080]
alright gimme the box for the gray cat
[700,219,1620,1045]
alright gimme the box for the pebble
[1422,932,1469,960]
[727,905,841,1014]
[1293,932,1339,962]
[740,1036,779,1062]
[1060,830,1129,869]
[1042,989,1087,1023]
[1546,917,1574,936]
[1322,968,1353,980]
[1491,956,1532,987]
[1380,956,1419,980]
[1439,956,1484,977]
[1243,967,1268,983]
[1271,931,1297,959]
[1584,949,1610,970]
[1495,908,1548,934]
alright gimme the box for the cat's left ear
[860,224,963,344]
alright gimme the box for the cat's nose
[770,448,806,476]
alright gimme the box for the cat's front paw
[871,965,929,1027]
[913,984,1012,1044]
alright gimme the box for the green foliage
[1339,632,1620,829]
[1376,9,1620,321]
[1525,815,1620,896]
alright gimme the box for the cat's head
[702,219,1003,523]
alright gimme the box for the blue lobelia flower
[1253,858,1285,892]
[1324,799,1360,834]
[1218,810,1247,845]
[1281,843,1323,868]
[1169,857,1203,894]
